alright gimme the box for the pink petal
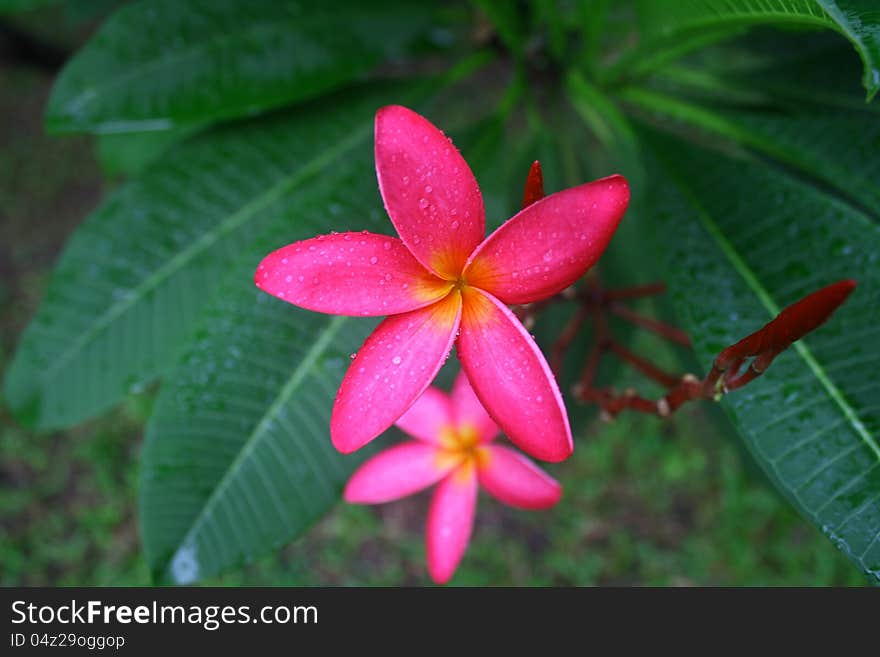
[478,445,562,509]
[394,386,454,445]
[255,232,451,316]
[375,105,485,280]
[464,175,630,304]
[331,292,462,453]
[451,369,499,443]
[456,288,573,462]
[426,465,478,584]
[344,441,455,504]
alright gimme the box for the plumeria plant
[4,0,879,585]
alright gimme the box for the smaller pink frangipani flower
[255,104,630,462]
[344,371,562,584]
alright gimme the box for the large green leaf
[45,0,433,133]
[140,155,384,583]
[642,128,880,581]
[4,89,384,430]
[624,0,880,99]
[96,124,206,177]
[619,87,880,218]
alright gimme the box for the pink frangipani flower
[255,105,629,462]
[344,371,562,584]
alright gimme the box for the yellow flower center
[435,422,490,477]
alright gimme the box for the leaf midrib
[40,120,371,384]
[159,314,349,578]
[662,163,880,464]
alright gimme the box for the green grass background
[0,6,867,587]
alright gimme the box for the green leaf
[623,0,880,99]
[96,124,205,177]
[815,0,880,100]
[566,70,643,191]
[139,153,384,581]
[4,88,386,430]
[642,128,880,582]
[619,87,880,218]
[46,0,434,133]
[647,33,880,114]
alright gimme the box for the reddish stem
[606,339,680,388]
[603,282,667,301]
[595,280,856,418]
[609,303,692,346]
[551,306,588,377]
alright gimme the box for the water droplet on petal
[369,256,378,264]
[418,198,429,209]
[392,355,402,365]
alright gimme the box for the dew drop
[451,220,460,230]
[369,256,378,264]
[424,185,433,194]
[418,198,429,209]
[383,241,391,251]
[285,275,293,283]
[392,356,402,365]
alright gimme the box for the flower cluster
[255,105,629,582]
